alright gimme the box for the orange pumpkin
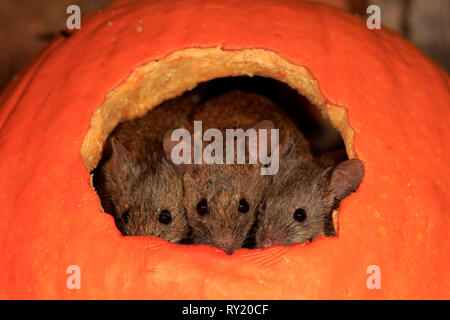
[0,0,448,299]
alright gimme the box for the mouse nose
[214,235,236,255]
[261,238,273,248]
[260,232,285,248]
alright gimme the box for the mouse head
[183,163,270,254]
[256,147,364,248]
[163,122,275,254]
[101,138,188,243]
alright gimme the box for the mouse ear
[163,128,192,175]
[280,134,298,162]
[254,120,275,131]
[328,159,364,200]
[249,120,277,162]
[111,138,132,168]
[254,120,298,160]
[232,120,276,165]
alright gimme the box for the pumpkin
[0,0,448,299]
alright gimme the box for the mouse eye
[122,209,130,224]
[293,208,307,222]
[158,210,172,225]
[238,198,250,213]
[196,198,209,216]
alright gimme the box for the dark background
[0,0,448,93]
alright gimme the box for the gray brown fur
[256,157,335,247]
[183,163,268,253]
[189,90,312,160]
[93,94,197,242]
[177,90,309,253]
[255,141,364,248]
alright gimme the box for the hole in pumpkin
[82,47,361,253]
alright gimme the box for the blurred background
[0,0,448,93]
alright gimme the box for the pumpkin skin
[0,0,449,299]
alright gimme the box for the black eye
[238,198,250,213]
[122,209,130,224]
[158,210,172,225]
[294,208,307,222]
[196,198,209,216]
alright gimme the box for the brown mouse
[255,140,364,248]
[164,90,307,253]
[93,93,197,243]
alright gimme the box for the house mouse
[164,90,308,253]
[255,140,364,248]
[93,93,197,243]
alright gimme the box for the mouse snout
[213,235,237,255]
[259,231,286,248]
[261,238,274,248]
